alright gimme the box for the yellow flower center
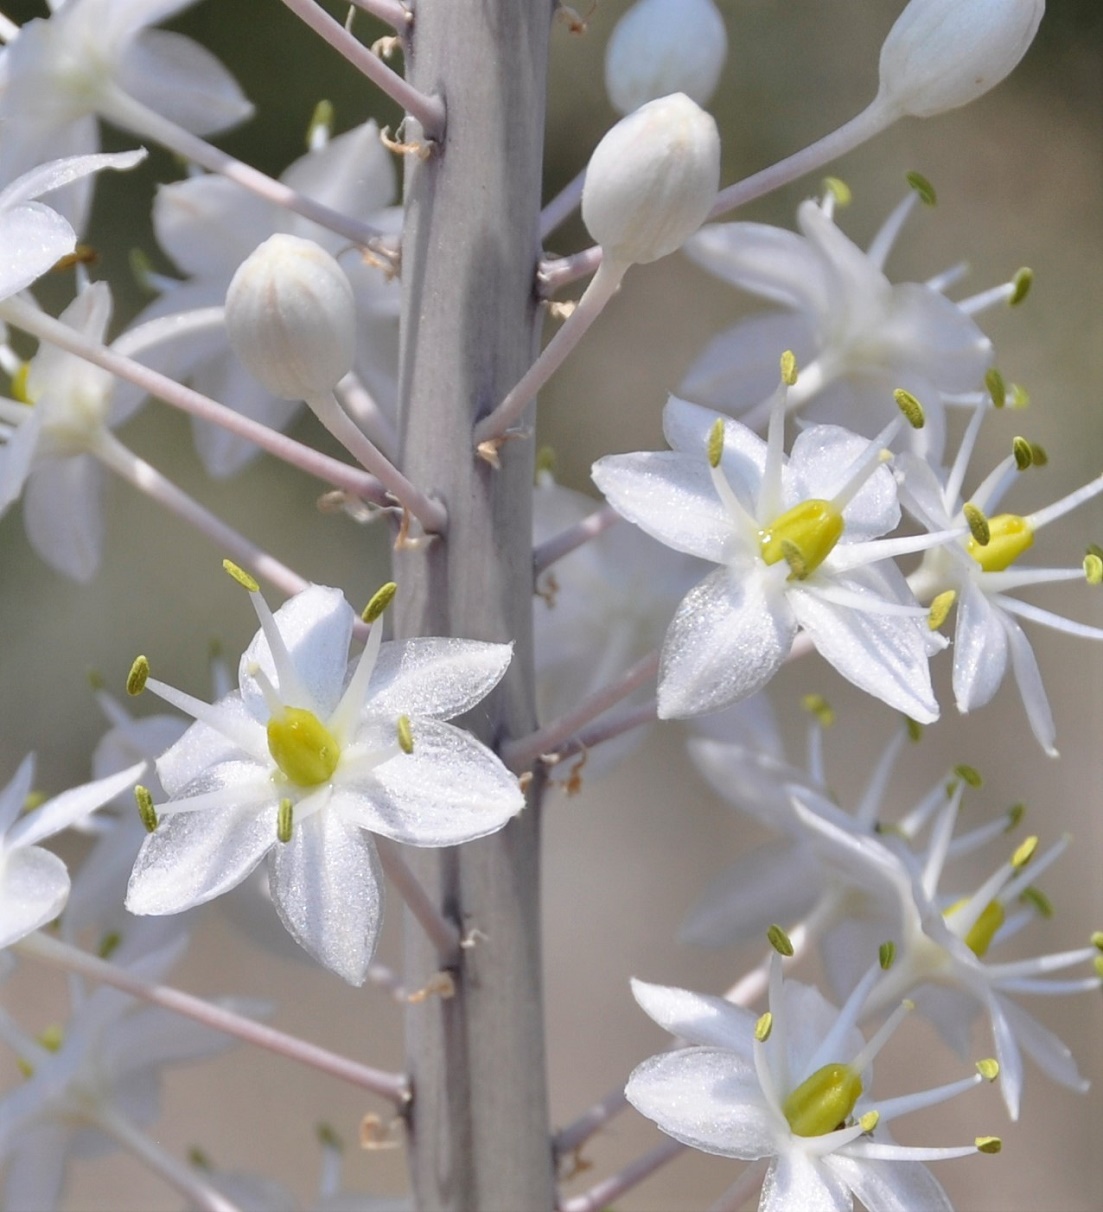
[782,1062,863,1137]
[966,513,1034,573]
[266,707,341,787]
[759,499,844,580]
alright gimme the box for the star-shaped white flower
[681,191,994,459]
[0,0,250,231]
[592,392,951,720]
[899,399,1103,754]
[0,753,146,951]
[124,579,524,984]
[626,959,992,1212]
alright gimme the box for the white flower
[116,121,399,476]
[899,401,1103,754]
[0,150,145,299]
[582,93,720,268]
[0,754,145,951]
[682,192,993,459]
[626,961,990,1211]
[0,0,250,230]
[876,0,1045,120]
[0,281,143,581]
[592,393,949,720]
[125,581,524,984]
[604,0,728,115]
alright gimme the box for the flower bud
[876,0,1044,119]
[605,0,728,115]
[225,233,355,400]
[582,93,720,268]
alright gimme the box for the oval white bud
[582,93,720,268]
[225,233,356,401]
[876,0,1044,119]
[605,0,728,115]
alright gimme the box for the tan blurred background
[1,1,1101,1208]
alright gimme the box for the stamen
[986,369,1007,409]
[277,797,293,843]
[126,656,149,696]
[928,590,957,631]
[135,785,158,833]
[1012,436,1033,470]
[362,580,398,624]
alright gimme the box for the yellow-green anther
[363,580,398,623]
[397,714,414,754]
[277,797,294,844]
[1028,441,1048,467]
[759,499,844,579]
[783,1063,863,1138]
[135,785,158,833]
[707,418,725,469]
[1005,803,1025,831]
[188,1147,212,1170]
[906,171,937,206]
[267,707,341,787]
[126,655,149,696]
[535,445,557,477]
[1012,436,1033,470]
[1009,383,1030,410]
[986,368,1007,409]
[38,1025,64,1053]
[1093,956,1103,979]
[755,1012,773,1043]
[954,764,982,788]
[87,669,105,691]
[22,791,46,812]
[905,717,923,742]
[967,513,1035,572]
[780,349,798,387]
[1019,886,1053,919]
[223,559,259,592]
[1084,553,1103,585]
[823,177,852,207]
[975,1137,1002,1154]
[1009,268,1033,306]
[306,99,334,146]
[11,362,31,404]
[129,247,157,294]
[963,503,990,547]
[1087,543,1103,562]
[963,899,1005,958]
[1012,835,1038,869]
[976,1059,1000,1082]
[801,693,834,727]
[893,388,925,429]
[317,1122,343,1150]
[97,931,121,959]
[768,924,794,956]
[927,590,956,631]
[859,1110,880,1133]
[879,940,896,970]
[17,1057,34,1078]
[1091,931,1103,951]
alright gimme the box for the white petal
[23,455,104,583]
[339,719,522,846]
[658,565,794,718]
[0,846,70,949]
[268,810,382,985]
[0,149,146,211]
[366,639,513,720]
[662,395,767,492]
[282,121,395,234]
[0,755,36,837]
[999,997,1087,1095]
[761,1152,851,1212]
[8,760,146,849]
[630,978,758,1053]
[894,452,955,530]
[625,1048,776,1158]
[951,580,1009,712]
[827,1154,952,1212]
[156,703,266,796]
[0,201,77,298]
[126,802,274,915]
[1001,610,1056,755]
[151,173,274,276]
[786,425,899,538]
[591,450,734,562]
[0,405,44,516]
[0,1123,71,1212]
[878,282,992,392]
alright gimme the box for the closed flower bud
[582,93,720,268]
[605,0,728,115]
[225,233,356,401]
[876,0,1044,119]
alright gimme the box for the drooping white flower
[116,120,399,476]
[582,92,720,269]
[0,0,251,230]
[0,281,144,581]
[604,0,728,115]
[592,391,951,721]
[682,190,993,458]
[626,959,993,1212]
[875,0,1045,120]
[899,399,1103,754]
[0,753,146,951]
[124,579,524,984]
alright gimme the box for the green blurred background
[1,2,1101,1208]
